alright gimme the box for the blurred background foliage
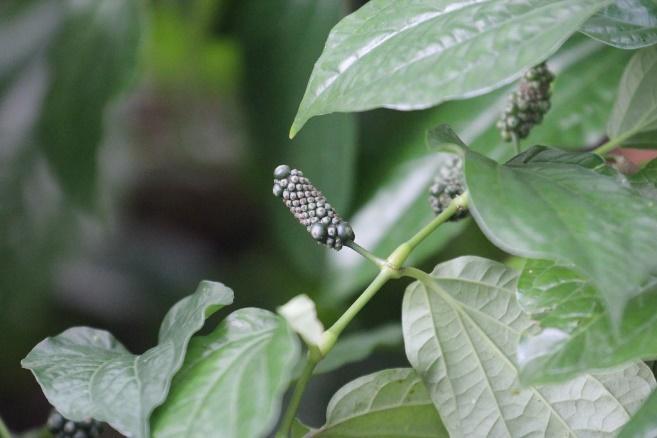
[0,0,638,433]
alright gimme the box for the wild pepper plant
[19,1,657,437]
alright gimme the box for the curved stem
[320,269,394,354]
[405,192,469,254]
[275,352,318,438]
[345,241,386,268]
[275,189,468,437]
[593,130,638,155]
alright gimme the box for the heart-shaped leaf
[581,0,657,49]
[608,46,657,145]
[464,145,657,323]
[517,259,657,384]
[151,308,300,438]
[290,0,609,136]
[22,281,234,437]
[312,368,447,437]
[402,256,656,437]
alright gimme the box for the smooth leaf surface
[581,0,657,49]
[323,36,620,300]
[38,0,142,206]
[608,46,657,144]
[22,282,234,438]
[291,419,313,438]
[517,259,657,384]
[314,323,403,375]
[151,308,300,438]
[619,389,657,438]
[290,0,609,136]
[312,368,447,437]
[402,256,656,437]
[464,145,657,322]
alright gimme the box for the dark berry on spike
[337,222,355,242]
[310,223,327,241]
[498,62,554,142]
[273,165,355,250]
[428,155,468,221]
[274,164,291,179]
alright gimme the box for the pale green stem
[345,241,386,268]
[275,351,318,438]
[275,194,467,437]
[593,130,638,156]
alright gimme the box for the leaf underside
[402,256,656,437]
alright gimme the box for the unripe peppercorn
[273,165,355,250]
[47,409,103,438]
[499,62,554,142]
[428,155,468,221]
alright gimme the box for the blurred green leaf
[22,282,234,438]
[37,0,143,206]
[313,368,447,438]
[581,0,657,49]
[402,256,655,437]
[314,323,402,375]
[237,0,356,277]
[620,389,657,438]
[517,259,657,384]
[290,0,609,136]
[608,46,657,147]
[465,145,657,323]
[151,308,300,438]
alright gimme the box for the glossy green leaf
[151,308,300,438]
[402,256,656,437]
[312,368,447,438]
[517,259,657,384]
[608,46,657,145]
[322,36,621,300]
[38,0,142,206]
[581,0,657,49]
[314,323,403,375]
[290,0,610,136]
[620,389,657,438]
[464,145,657,322]
[237,0,355,276]
[21,282,234,438]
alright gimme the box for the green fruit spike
[272,165,355,250]
[498,61,554,142]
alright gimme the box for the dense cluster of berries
[273,164,355,250]
[428,155,468,221]
[498,62,554,141]
[47,409,103,438]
